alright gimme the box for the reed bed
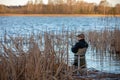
[88,28,120,54]
[0,31,75,80]
[0,28,120,80]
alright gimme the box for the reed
[0,31,74,80]
[112,28,120,53]
[0,28,120,80]
[88,28,120,54]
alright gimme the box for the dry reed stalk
[113,28,120,53]
[88,28,120,54]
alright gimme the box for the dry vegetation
[88,27,120,54]
[0,28,120,80]
[0,31,75,80]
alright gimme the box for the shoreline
[0,14,120,17]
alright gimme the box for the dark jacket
[71,39,88,53]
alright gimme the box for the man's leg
[79,55,87,76]
[73,55,78,67]
[80,55,86,69]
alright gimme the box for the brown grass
[88,28,120,54]
[0,31,74,80]
[0,14,120,17]
[0,28,120,80]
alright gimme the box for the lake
[0,16,120,35]
[0,16,120,74]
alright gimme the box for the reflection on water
[86,47,120,74]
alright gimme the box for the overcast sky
[0,0,120,6]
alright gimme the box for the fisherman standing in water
[71,33,88,70]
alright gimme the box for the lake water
[0,16,120,74]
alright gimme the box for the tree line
[0,0,120,14]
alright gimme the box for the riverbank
[0,14,120,17]
[73,68,120,80]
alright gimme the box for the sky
[0,0,120,6]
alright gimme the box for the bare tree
[115,4,120,14]
[26,0,34,13]
[0,5,6,13]
[0,0,119,14]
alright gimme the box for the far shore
[0,14,120,17]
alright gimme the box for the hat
[77,33,85,39]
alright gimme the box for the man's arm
[71,42,79,53]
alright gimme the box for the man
[71,33,88,69]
